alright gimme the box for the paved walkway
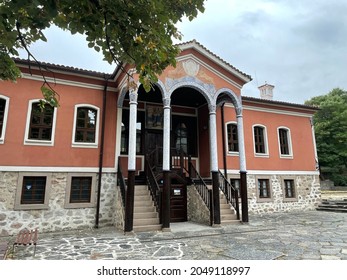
[4,210,347,260]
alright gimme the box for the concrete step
[134,206,156,213]
[221,219,241,225]
[316,207,347,213]
[134,200,154,207]
[134,212,159,219]
[133,224,162,232]
[133,217,160,226]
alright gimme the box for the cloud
[17,0,347,105]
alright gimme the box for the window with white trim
[24,100,57,146]
[72,105,100,148]
[0,95,9,144]
[278,127,293,158]
[253,125,268,156]
[226,122,239,153]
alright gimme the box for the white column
[162,97,171,171]
[209,105,218,172]
[236,109,247,172]
[128,89,138,171]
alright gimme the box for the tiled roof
[242,95,319,110]
[14,57,114,79]
[176,39,252,82]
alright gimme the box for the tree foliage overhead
[0,0,205,96]
[305,88,347,185]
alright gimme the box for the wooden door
[170,184,187,222]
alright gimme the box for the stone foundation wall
[245,174,321,214]
[0,171,119,236]
[187,185,210,225]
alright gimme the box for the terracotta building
[0,41,321,235]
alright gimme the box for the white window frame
[277,126,293,159]
[71,104,100,148]
[24,99,57,146]
[252,124,269,157]
[0,95,10,144]
[225,121,239,156]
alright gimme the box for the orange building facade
[0,41,320,235]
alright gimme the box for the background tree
[305,88,347,186]
[0,0,205,105]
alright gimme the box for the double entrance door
[145,130,187,223]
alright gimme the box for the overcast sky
[19,0,347,104]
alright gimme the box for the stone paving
[3,210,347,260]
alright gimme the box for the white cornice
[225,169,320,176]
[21,73,118,92]
[0,166,116,173]
[224,103,314,118]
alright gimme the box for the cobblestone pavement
[4,210,347,260]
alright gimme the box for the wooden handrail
[117,157,126,208]
[218,170,240,220]
[145,156,162,223]
[188,160,214,226]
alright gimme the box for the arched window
[0,96,9,142]
[226,122,239,153]
[72,104,99,147]
[253,125,268,155]
[24,99,57,146]
[278,127,293,158]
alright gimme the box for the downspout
[221,103,228,178]
[95,76,109,229]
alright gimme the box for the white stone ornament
[183,59,199,77]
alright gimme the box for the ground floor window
[65,173,97,208]
[282,178,297,201]
[15,173,51,210]
[70,177,92,203]
[256,177,272,202]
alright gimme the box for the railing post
[162,170,170,230]
[240,171,249,223]
[209,189,214,226]
[124,170,135,233]
[212,171,221,225]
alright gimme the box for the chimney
[258,83,274,100]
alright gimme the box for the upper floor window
[0,96,9,143]
[175,122,188,153]
[278,127,293,158]
[253,125,268,156]
[24,100,57,146]
[72,105,99,148]
[226,122,239,153]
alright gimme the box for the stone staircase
[220,191,239,224]
[316,199,347,213]
[133,185,162,232]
